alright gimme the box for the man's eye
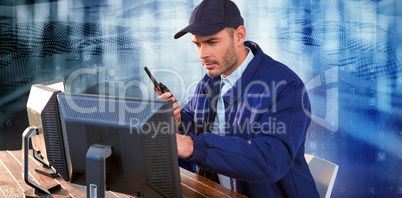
[209,41,216,45]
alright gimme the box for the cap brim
[174,23,226,39]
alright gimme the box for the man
[158,0,319,197]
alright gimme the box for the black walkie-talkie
[144,67,171,95]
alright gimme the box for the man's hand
[176,133,194,159]
[155,91,182,126]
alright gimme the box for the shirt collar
[220,47,254,90]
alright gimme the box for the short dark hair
[226,27,236,38]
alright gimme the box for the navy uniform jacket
[179,41,319,198]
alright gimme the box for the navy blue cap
[174,0,244,39]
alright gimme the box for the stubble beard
[206,41,238,78]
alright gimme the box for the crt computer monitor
[57,93,182,197]
[26,79,70,181]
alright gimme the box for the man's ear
[235,25,246,46]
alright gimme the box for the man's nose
[199,44,209,59]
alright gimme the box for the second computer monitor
[57,93,182,197]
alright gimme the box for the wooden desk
[0,150,246,198]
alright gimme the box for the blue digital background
[0,0,401,197]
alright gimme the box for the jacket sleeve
[178,102,195,135]
[188,78,311,183]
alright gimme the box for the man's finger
[172,100,180,109]
[173,106,182,116]
[156,92,172,99]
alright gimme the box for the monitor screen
[57,93,182,197]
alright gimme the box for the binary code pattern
[0,0,401,197]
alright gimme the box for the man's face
[192,28,238,78]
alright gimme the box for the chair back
[305,154,339,198]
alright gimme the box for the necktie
[214,79,229,136]
[216,79,232,188]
